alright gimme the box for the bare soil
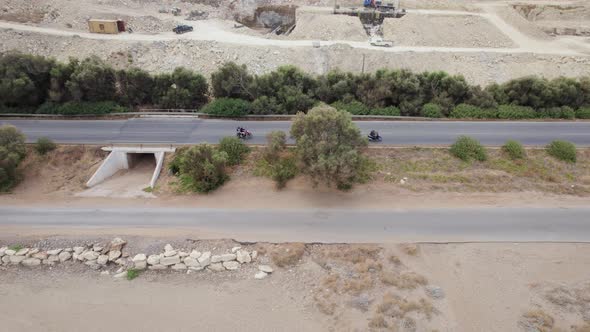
[383,13,516,48]
[1,236,589,332]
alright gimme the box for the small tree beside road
[290,105,368,190]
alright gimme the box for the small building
[88,19,126,34]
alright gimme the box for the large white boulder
[22,258,41,266]
[236,250,251,264]
[223,261,240,270]
[160,255,181,266]
[198,252,211,266]
[58,252,72,262]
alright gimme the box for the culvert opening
[127,153,157,170]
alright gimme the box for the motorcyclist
[369,130,379,139]
[236,126,247,138]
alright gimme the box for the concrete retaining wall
[86,151,130,187]
[150,152,166,188]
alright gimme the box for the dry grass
[399,244,420,256]
[371,148,590,195]
[369,314,389,329]
[377,292,436,320]
[16,146,105,194]
[380,271,428,289]
[270,242,306,267]
[576,325,590,332]
[354,259,383,274]
[314,292,337,315]
[519,310,555,332]
[343,275,374,295]
[388,255,402,265]
[322,274,340,293]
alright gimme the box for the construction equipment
[87,19,126,34]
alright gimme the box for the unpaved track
[0,16,586,55]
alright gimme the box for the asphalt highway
[2,118,590,146]
[1,207,589,243]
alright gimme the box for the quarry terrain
[0,0,589,84]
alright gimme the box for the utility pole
[361,54,366,74]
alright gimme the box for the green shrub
[36,101,128,115]
[497,105,536,119]
[450,104,497,119]
[0,125,26,191]
[177,144,229,193]
[270,154,298,189]
[126,269,140,280]
[218,136,249,166]
[250,96,282,115]
[264,131,287,163]
[421,103,443,118]
[538,106,575,119]
[450,136,487,162]
[546,140,577,163]
[370,106,401,116]
[200,98,251,117]
[258,131,297,188]
[576,107,590,119]
[35,137,56,155]
[331,100,370,115]
[502,140,525,159]
[168,149,184,175]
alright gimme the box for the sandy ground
[0,240,589,332]
[0,272,324,332]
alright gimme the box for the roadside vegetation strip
[1,52,589,120]
[3,116,588,196]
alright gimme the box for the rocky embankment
[0,238,274,280]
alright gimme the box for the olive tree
[290,105,368,190]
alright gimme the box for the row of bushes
[451,136,578,163]
[449,104,590,120]
[0,53,208,112]
[2,52,590,118]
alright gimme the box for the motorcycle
[236,127,252,139]
[368,132,382,142]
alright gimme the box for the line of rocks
[0,239,274,280]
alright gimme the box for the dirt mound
[288,14,367,41]
[15,146,106,195]
[383,13,515,48]
[492,6,553,40]
[514,2,590,22]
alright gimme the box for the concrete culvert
[82,147,175,198]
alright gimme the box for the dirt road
[0,15,586,55]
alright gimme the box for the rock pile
[0,239,270,280]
